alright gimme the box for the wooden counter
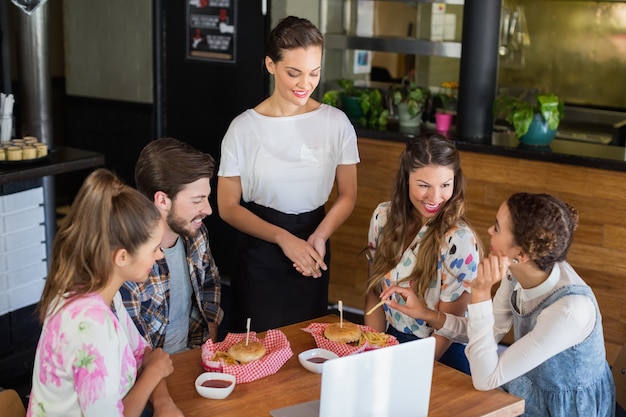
[167,315,524,416]
[327,137,626,366]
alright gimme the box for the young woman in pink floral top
[27,169,182,417]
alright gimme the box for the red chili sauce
[307,357,328,364]
[201,379,233,388]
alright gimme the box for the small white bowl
[194,372,236,399]
[298,348,339,374]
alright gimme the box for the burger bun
[227,340,267,364]
[324,322,362,344]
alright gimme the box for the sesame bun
[227,340,267,364]
[324,322,362,344]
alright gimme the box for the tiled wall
[0,186,47,315]
[0,181,46,386]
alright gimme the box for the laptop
[270,337,435,417]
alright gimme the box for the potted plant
[493,93,564,146]
[390,77,428,128]
[322,79,389,128]
[431,82,459,132]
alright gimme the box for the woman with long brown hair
[365,133,481,374]
[27,169,182,417]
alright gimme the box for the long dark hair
[366,133,481,301]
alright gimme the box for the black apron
[230,201,330,332]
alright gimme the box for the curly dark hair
[506,193,579,272]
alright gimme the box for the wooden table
[167,315,524,416]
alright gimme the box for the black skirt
[230,201,330,332]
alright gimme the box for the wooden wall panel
[328,137,625,363]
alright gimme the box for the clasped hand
[280,233,327,278]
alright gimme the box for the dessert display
[0,137,48,162]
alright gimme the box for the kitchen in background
[323,0,626,146]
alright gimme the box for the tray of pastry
[0,137,49,164]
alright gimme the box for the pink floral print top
[27,292,149,417]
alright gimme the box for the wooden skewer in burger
[324,300,362,344]
[227,317,267,363]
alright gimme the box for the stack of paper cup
[0,93,15,141]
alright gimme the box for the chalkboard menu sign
[187,0,237,63]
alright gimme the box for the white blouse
[218,104,359,214]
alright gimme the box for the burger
[324,322,362,344]
[227,340,267,364]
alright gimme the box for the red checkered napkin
[201,329,293,383]
[302,322,398,357]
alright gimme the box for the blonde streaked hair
[37,168,161,322]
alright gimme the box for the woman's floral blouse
[27,292,149,417]
[368,201,479,338]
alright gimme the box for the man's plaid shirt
[120,223,223,349]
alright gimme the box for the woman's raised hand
[471,254,510,302]
[379,285,430,320]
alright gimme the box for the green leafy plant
[321,79,356,107]
[493,93,564,138]
[322,79,389,128]
[391,77,428,117]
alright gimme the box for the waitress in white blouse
[379,192,615,416]
[217,16,358,332]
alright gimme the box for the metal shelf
[325,34,462,59]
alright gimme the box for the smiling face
[266,46,322,110]
[408,164,454,223]
[487,201,519,257]
[166,177,213,239]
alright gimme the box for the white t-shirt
[218,104,359,214]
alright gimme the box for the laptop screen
[271,337,435,417]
